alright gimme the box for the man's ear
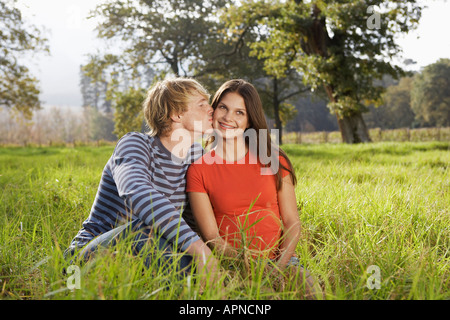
[170,113,183,123]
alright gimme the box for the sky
[15,0,450,109]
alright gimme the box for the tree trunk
[297,4,371,144]
[272,77,283,145]
[336,111,372,144]
[325,85,371,144]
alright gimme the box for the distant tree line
[365,58,450,130]
[286,58,450,133]
[79,56,450,140]
[0,106,90,146]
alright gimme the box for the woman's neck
[214,138,248,162]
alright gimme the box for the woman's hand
[185,238,221,287]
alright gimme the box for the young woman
[186,79,318,298]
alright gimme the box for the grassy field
[0,141,449,300]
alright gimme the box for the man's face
[180,92,213,136]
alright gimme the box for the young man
[65,78,218,277]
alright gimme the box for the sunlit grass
[0,141,449,299]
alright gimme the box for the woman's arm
[188,192,240,258]
[277,175,302,268]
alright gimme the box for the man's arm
[111,133,199,251]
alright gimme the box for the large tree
[223,0,424,143]
[0,0,49,117]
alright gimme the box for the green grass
[0,141,449,300]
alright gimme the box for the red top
[186,149,290,258]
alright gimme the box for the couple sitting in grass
[65,77,319,299]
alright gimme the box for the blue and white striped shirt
[69,132,203,252]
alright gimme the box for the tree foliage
[82,0,435,143]
[90,0,228,77]
[222,0,424,143]
[112,87,147,138]
[365,76,415,129]
[82,0,307,144]
[80,64,110,112]
[80,0,234,139]
[192,19,308,144]
[0,0,49,117]
[80,52,157,140]
[411,58,450,127]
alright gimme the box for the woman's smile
[218,121,236,130]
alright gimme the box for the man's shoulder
[188,142,205,163]
[115,132,159,151]
[112,132,157,161]
[177,142,204,166]
[118,132,151,144]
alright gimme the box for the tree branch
[208,26,250,60]
[279,87,310,102]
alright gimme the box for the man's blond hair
[143,78,210,137]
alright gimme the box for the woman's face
[213,92,250,140]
